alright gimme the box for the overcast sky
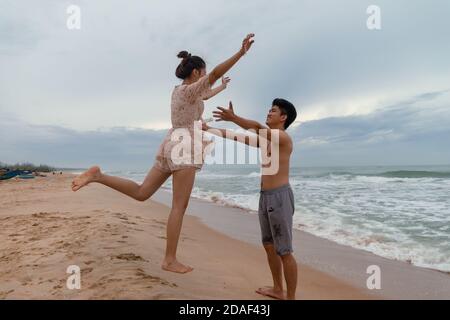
[1,0,449,170]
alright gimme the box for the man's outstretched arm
[202,122,260,148]
[213,101,267,132]
[212,101,288,144]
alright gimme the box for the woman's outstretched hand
[202,121,211,131]
[240,33,255,55]
[222,76,231,87]
[209,33,254,85]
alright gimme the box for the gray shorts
[258,184,295,256]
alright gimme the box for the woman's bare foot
[255,286,286,300]
[162,259,194,274]
[71,166,102,192]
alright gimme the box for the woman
[71,33,255,274]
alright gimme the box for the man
[204,98,298,300]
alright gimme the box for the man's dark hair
[273,98,297,129]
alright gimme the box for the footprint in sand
[113,214,139,226]
[151,293,171,300]
[20,276,33,286]
[82,267,94,274]
[113,212,126,218]
[9,233,21,237]
[32,212,50,218]
[135,268,177,288]
[152,219,166,225]
[0,290,14,299]
[112,253,147,262]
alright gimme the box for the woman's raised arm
[208,33,255,85]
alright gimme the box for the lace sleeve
[182,75,212,103]
[202,88,213,99]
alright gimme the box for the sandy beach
[2,172,450,300]
[0,172,382,300]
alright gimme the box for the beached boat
[17,174,35,179]
[0,170,33,180]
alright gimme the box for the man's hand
[214,101,267,132]
[213,101,236,122]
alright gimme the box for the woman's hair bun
[177,51,190,59]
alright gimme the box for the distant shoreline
[0,162,87,173]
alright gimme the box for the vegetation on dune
[0,161,58,173]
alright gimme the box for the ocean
[104,165,450,273]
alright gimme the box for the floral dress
[154,75,214,173]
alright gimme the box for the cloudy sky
[1,0,449,170]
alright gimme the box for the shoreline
[157,186,450,275]
[152,189,450,299]
[0,173,375,299]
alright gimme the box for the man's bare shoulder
[278,129,293,146]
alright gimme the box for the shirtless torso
[261,130,293,191]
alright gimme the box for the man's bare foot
[162,259,194,274]
[256,286,286,300]
[71,166,102,192]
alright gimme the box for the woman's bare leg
[162,167,196,274]
[71,166,171,201]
